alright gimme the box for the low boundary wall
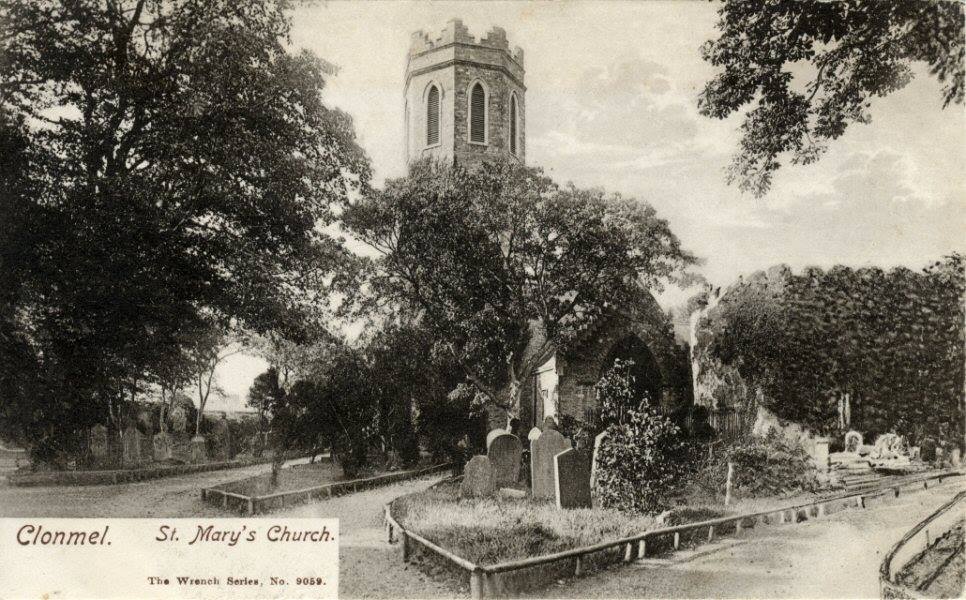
[202,463,453,515]
[385,469,964,599]
[879,488,966,598]
[7,455,284,487]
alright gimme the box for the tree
[0,0,369,459]
[185,326,242,436]
[699,0,964,196]
[343,159,695,422]
[247,367,289,484]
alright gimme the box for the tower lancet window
[426,85,440,146]
[510,94,518,155]
[470,82,486,144]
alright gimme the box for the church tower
[405,19,525,166]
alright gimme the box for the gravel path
[275,474,462,599]
[521,479,966,599]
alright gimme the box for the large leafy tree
[0,0,369,461]
[343,159,695,422]
[699,0,964,196]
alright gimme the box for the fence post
[673,532,680,550]
[708,525,714,542]
[735,520,742,535]
[247,497,254,515]
[401,532,411,563]
[623,543,633,562]
[575,556,583,577]
[470,571,483,600]
[638,539,647,558]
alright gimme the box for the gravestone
[531,429,571,500]
[152,432,172,461]
[89,424,108,460]
[844,431,862,454]
[486,428,508,450]
[527,427,542,442]
[211,417,230,461]
[488,433,522,487]
[121,425,141,466]
[189,435,208,464]
[952,448,961,467]
[169,406,187,433]
[590,431,608,492]
[460,455,496,497]
[554,448,592,509]
[812,437,830,470]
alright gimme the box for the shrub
[592,361,685,514]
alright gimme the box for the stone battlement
[409,18,524,66]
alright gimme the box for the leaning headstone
[486,428,508,450]
[527,427,542,442]
[121,425,141,466]
[460,455,496,497]
[189,435,207,464]
[89,424,108,460]
[488,433,523,487]
[531,429,571,500]
[844,431,862,454]
[554,448,592,509]
[152,432,172,461]
[590,431,608,492]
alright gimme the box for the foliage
[0,0,369,461]
[699,0,964,196]
[697,256,965,442]
[592,362,685,514]
[687,431,820,501]
[418,383,486,465]
[343,158,695,420]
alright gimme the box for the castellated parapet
[405,19,526,166]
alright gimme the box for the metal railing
[386,469,963,599]
[879,488,966,598]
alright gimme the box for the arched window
[426,85,440,146]
[469,82,486,144]
[509,94,518,155]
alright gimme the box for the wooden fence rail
[386,469,963,599]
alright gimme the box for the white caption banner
[0,518,339,599]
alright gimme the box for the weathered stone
[812,437,830,470]
[952,448,961,467]
[152,432,172,461]
[169,406,187,433]
[530,429,571,500]
[844,430,862,454]
[527,427,542,441]
[189,435,208,464]
[486,428,508,450]
[590,431,608,492]
[460,455,496,497]
[488,433,522,487]
[89,424,108,459]
[542,416,558,431]
[121,425,141,466]
[554,448,592,509]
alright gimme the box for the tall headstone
[531,429,571,500]
[590,431,608,492]
[488,433,522,487]
[152,432,172,461]
[844,431,862,454]
[486,428,508,450]
[89,424,108,460]
[121,425,141,466]
[460,455,496,497]
[554,448,592,509]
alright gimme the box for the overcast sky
[217,0,965,400]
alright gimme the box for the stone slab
[554,448,592,509]
[531,429,571,500]
[460,455,496,497]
